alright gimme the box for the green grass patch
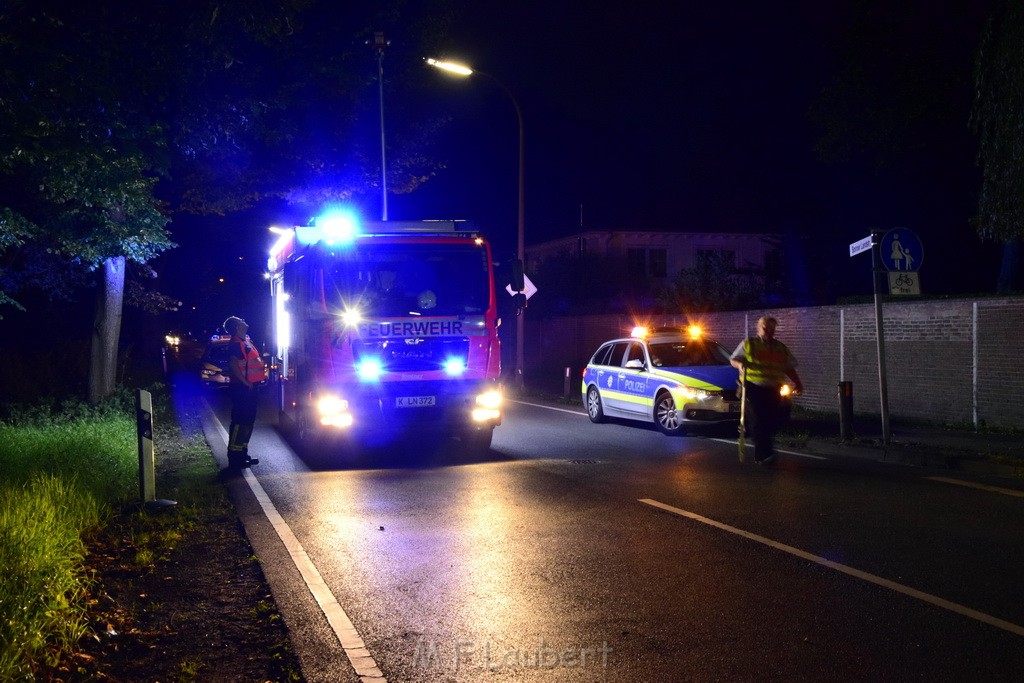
[0,393,141,680]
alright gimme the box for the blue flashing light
[317,209,360,245]
[443,357,466,376]
[295,208,362,246]
[356,357,383,381]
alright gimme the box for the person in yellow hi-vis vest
[223,316,264,468]
[730,316,804,465]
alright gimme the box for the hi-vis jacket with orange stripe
[232,337,267,385]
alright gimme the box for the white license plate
[396,396,436,408]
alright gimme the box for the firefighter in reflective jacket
[223,316,264,468]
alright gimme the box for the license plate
[396,396,435,408]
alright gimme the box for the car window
[591,343,614,366]
[625,342,646,366]
[203,344,233,368]
[648,340,731,367]
[607,342,629,367]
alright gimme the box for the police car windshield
[649,339,731,367]
[325,243,489,316]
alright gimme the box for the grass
[0,391,142,680]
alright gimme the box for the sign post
[850,232,891,446]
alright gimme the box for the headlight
[472,389,502,421]
[779,384,792,397]
[317,395,353,428]
[317,395,349,416]
[475,389,502,410]
[676,386,716,401]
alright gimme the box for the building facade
[525,230,780,282]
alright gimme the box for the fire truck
[266,211,503,455]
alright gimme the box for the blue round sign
[880,228,923,272]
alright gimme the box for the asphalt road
[201,392,1024,682]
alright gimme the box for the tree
[657,252,763,313]
[971,0,1024,292]
[0,1,455,401]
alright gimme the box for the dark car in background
[199,335,268,388]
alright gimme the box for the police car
[582,326,741,434]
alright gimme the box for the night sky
[158,0,1004,338]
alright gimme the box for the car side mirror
[625,359,644,370]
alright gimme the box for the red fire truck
[267,211,503,455]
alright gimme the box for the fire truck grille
[356,338,471,372]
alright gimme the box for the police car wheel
[586,386,606,423]
[655,392,685,435]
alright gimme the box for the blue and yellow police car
[582,326,741,434]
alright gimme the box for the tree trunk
[89,256,126,404]
[996,238,1020,293]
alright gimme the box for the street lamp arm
[425,55,527,389]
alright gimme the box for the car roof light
[631,326,649,339]
[688,325,702,339]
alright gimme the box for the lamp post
[371,32,390,221]
[426,57,526,391]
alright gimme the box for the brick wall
[523,296,1024,429]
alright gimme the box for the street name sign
[849,235,873,257]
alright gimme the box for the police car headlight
[676,386,715,401]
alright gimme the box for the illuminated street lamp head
[425,57,473,76]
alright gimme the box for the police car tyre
[655,391,685,435]
[586,386,606,423]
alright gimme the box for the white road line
[926,477,1024,498]
[638,498,1024,638]
[210,410,386,682]
[510,398,586,416]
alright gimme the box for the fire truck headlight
[317,395,348,415]
[357,357,383,381]
[472,389,502,421]
[444,357,466,376]
[317,395,353,427]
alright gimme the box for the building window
[649,249,667,277]
[627,248,646,276]
[697,249,736,269]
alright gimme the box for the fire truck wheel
[461,428,493,455]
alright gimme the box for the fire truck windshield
[325,243,490,317]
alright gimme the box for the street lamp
[371,32,390,221]
[426,57,526,391]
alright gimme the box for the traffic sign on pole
[879,228,923,272]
